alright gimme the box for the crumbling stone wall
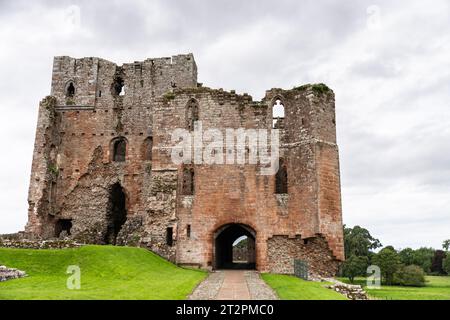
[24,54,344,276]
[267,235,340,278]
[0,238,82,249]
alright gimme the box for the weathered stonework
[267,235,340,278]
[0,238,82,249]
[23,53,344,277]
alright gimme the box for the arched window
[275,158,288,194]
[272,99,285,128]
[112,77,125,96]
[182,167,195,195]
[66,82,75,98]
[186,99,199,131]
[143,137,153,161]
[112,137,127,162]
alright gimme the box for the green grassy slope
[0,245,206,300]
[261,274,347,300]
[338,276,450,300]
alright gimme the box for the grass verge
[0,245,206,300]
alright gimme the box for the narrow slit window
[166,227,173,246]
[186,99,199,131]
[182,168,195,195]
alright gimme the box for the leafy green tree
[344,225,382,259]
[399,248,415,265]
[372,246,402,285]
[443,255,450,275]
[341,255,369,283]
[443,239,450,252]
[411,247,435,273]
[393,265,426,287]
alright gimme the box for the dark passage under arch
[105,183,127,245]
[214,224,256,270]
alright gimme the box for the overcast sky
[0,0,449,249]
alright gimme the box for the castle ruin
[25,53,344,277]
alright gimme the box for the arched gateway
[214,223,256,270]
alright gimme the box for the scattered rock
[0,266,27,282]
[322,278,369,300]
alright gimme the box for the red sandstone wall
[26,55,344,275]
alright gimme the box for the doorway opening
[55,219,72,238]
[105,183,127,245]
[214,223,256,269]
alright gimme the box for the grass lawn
[0,245,206,300]
[338,276,450,300]
[261,274,347,300]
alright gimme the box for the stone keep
[25,53,344,277]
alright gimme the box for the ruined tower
[25,53,344,277]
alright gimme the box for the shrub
[163,92,176,100]
[293,83,331,95]
[393,265,426,287]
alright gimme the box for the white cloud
[0,0,449,249]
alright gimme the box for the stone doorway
[214,223,256,270]
[104,183,127,245]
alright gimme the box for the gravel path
[189,271,225,300]
[245,271,279,300]
[189,270,278,300]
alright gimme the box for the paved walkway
[189,270,278,300]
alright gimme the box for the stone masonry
[22,53,344,277]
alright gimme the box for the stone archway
[214,223,256,270]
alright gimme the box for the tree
[393,265,426,287]
[344,225,382,259]
[443,239,450,252]
[411,247,435,273]
[431,250,446,275]
[372,246,402,285]
[399,248,415,266]
[341,255,369,283]
[443,255,450,275]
